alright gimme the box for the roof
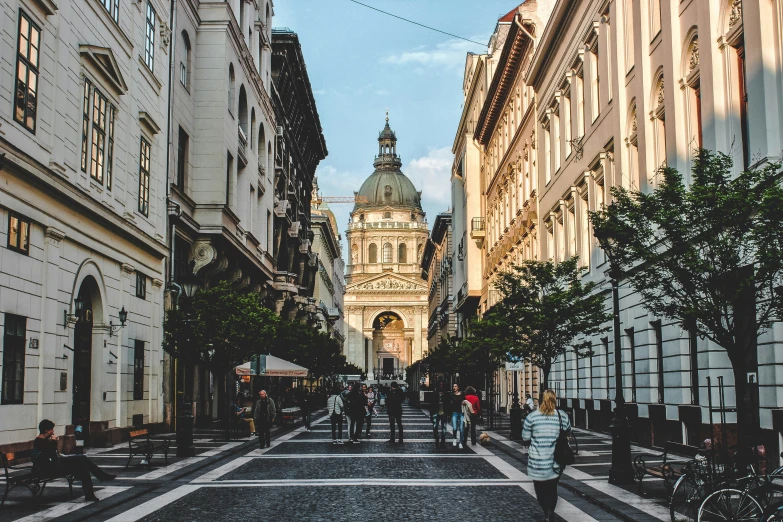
[498,6,520,22]
[355,170,422,211]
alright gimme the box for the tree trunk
[541,365,551,402]
[729,355,750,450]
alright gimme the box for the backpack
[553,410,575,469]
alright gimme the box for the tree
[589,150,783,442]
[163,282,279,422]
[472,257,611,393]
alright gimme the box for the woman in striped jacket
[521,389,571,522]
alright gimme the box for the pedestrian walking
[386,381,405,443]
[341,384,352,440]
[299,389,312,432]
[31,419,116,502]
[365,386,377,438]
[356,384,369,439]
[521,389,571,522]
[463,386,481,446]
[525,393,535,412]
[449,383,466,449]
[428,381,449,449]
[253,389,277,448]
[379,386,387,412]
[327,386,344,444]
[346,384,366,443]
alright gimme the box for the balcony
[274,199,290,218]
[288,221,301,238]
[470,217,485,245]
[258,163,266,178]
[238,126,248,167]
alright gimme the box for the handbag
[553,410,575,469]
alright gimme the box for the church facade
[343,118,429,380]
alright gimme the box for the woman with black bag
[521,389,572,522]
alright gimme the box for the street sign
[505,361,525,371]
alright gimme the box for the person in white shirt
[327,387,345,444]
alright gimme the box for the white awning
[235,355,308,377]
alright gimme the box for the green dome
[355,170,422,211]
[354,117,422,212]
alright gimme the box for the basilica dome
[354,118,422,212]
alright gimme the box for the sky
[273,0,518,254]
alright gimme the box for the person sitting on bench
[32,419,116,502]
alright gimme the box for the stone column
[38,227,65,424]
[118,263,135,429]
[151,278,164,424]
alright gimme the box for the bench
[126,429,170,468]
[1,450,75,506]
[633,441,700,494]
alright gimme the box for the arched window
[228,64,235,115]
[250,109,256,150]
[398,243,407,264]
[238,85,248,135]
[180,31,191,88]
[382,243,393,263]
[267,142,272,176]
[258,124,266,172]
[684,32,702,152]
[369,244,378,263]
[626,99,638,189]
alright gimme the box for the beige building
[311,184,346,346]
[0,0,170,447]
[523,0,783,451]
[421,212,455,347]
[343,118,429,380]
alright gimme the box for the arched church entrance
[72,276,99,430]
[372,312,408,380]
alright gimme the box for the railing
[238,126,248,166]
[471,217,485,231]
[347,221,426,230]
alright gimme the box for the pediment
[347,272,426,292]
[80,45,128,96]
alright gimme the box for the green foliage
[589,150,783,438]
[470,257,611,388]
[162,282,280,374]
[589,151,783,356]
[272,321,350,380]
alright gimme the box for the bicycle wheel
[761,500,783,521]
[697,488,763,521]
[752,483,783,511]
[671,473,707,522]
[568,432,579,455]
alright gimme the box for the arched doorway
[72,276,99,430]
[372,312,406,379]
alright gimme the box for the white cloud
[404,147,454,215]
[381,39,478,69]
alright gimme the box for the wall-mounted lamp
[63,295,85,327]
[108,307,128,337]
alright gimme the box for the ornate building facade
[421,212,456,347]
[343,118,429,379]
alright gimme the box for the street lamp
[595,224,634,485]
[174,268,200,457]
[108,306,128,337]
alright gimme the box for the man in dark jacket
[254,389,276,448]
[428,381,449,449]
[386,381,405,443]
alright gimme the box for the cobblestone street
[1,405,685,522]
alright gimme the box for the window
[226,152,233,206]
[579,194,589,268]
[737,45,749,169]
[602,337,610,397]
[625,0,635,72]
[7,213,30,255]
[383,211,391,219]
[590,45,600,121]
[80,80,116,188]
[14,11,40,133]
[138,138,151,216]
[180,31,191,88]
[368,243,378,263]
[228,64,235,115]
[627,101,639,189]
[625,327,636,402]
[688,325,699,405]
[136,272,146,299]
[382,243,393,263]
[177,127,189,189]
[575,70,585,137]
[552,108,561,171]
[653,77,667,177]
[173,236,191,280]
[2,314,26,405]
[101,0,119,23]
[543,121,551,184]
[144,2,156,71]
[398,243,407,264]
[650,0,661,38]
[90,88,108,183]
[133,340,144,401]
[652,320,664,403]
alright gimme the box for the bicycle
[761,498,783,521]
[670,457,713,522]
[567,431,579,455]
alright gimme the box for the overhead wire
[347,0,486,47]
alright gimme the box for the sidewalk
[480,411,671,522]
